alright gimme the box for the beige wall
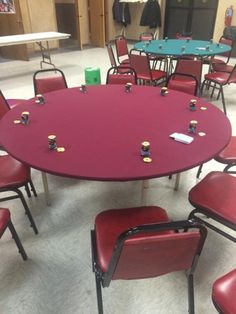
[27,0,58,51]
[214,2,235,41]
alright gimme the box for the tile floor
[0,45,235,314]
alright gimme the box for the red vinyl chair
[129,49,167,86]
[201,64,236,115]
[0,89,25,110]
[0,208,27,260]
[91,206,207,314]
[188,171,236,242]
[205,36,233,72]
[197,135,236,179]
[139,32,167,71]
[106,66,137,85]
[212,269,236,314]
[167,58,202,96]
[114,36,130,66]
[0,91,38,234]
[0,155,38,234]
[106,43,131,74]
[33,68,68,95]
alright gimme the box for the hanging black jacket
[112,0,131,27]
[140,0,161,29]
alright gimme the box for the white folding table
[0,32,71,67]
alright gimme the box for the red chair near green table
[0,208,27,260]
[204,36,233,72]
[91,205,207,314]
[201,64,236,115]
[106,43,131,74]
[167,58,202,96]
[129,49,167,86]
[114,36,130,66]
[139,32,167,71]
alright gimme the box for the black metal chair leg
[25,183,31,198]
[8,220,27,260]
[29,179,37,197]
[196,164,203,179]
[188,273,195,314]
[95,274,104,314]
[15,188,38,234]
[220,86,227,115]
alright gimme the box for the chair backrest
[139,32,154,41]
[174,58,202,85]
[218,36,233,60]
[0,90,10,120]
[106,66,137,85]
[102,220,207,286]
[129,50,151,79]
[106,43,117,67]
[176,32,193,40]
[115,36,129,62]
[33,68,68,95]
[228,64,236,84]
[167,73,198,96]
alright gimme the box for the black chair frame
[33,68,68,95]
[2,218,28,260]
[0,182,38,234]
[91,220,207,314]
[106,66,137,84]
[188,205,236,242]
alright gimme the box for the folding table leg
[41,172,51,206]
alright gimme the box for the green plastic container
[84,67,101,85]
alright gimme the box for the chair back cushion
[35,76,67,94]
[175,59,202,84]
[130,53,151,80]
[115,37,129,57]
[112,231,201,280]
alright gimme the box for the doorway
[164,0,219,40]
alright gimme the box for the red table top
[0,85,231,181]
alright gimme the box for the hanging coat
[112,0,131,27]
[140,0,161,29]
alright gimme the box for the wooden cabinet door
[75,0,90,49]
[0,0,28,60]
[89,0,105,47]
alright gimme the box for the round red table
[0,85,231,181]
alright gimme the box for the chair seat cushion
[150,70,166,81]
[0,155,30,189]
[215,136,236,164]
[95,206,171,272]
[189,171,236,225]
[212,63,233,73]
[0,208,10,237]
[204,71,230,84]
[212,269,236,314]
